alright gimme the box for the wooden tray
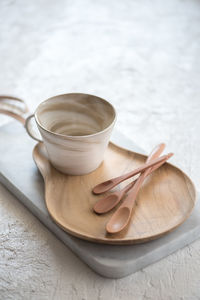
[33,142,196,245]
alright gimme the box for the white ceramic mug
[25,93,116,175]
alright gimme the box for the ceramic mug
[24,93,116,175]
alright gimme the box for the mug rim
[34,93,117,139]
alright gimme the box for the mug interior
[35,93,116,137]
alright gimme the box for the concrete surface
[0,0,200,299]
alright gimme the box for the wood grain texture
[33,142,196,245]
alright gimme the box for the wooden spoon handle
[122,157,167,194]
[124,146,170,208]
[106,152,173,234]
[94,158,168,215]
[93,153,173,194]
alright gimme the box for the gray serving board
[0,121,200,279]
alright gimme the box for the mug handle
[0,95,42,142]
[25,114,42,142]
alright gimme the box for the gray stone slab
[0,121,199,279]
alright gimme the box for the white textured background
[0,0,200,299]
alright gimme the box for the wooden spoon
[93,152,171,195]
[93,156,166,214]
[94,143,165,214]
[106,151,173,234]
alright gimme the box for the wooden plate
[33,142,196,245]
